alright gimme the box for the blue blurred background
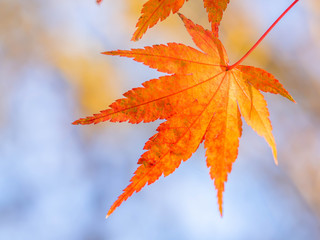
[1,0,320,239]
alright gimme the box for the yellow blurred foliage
[306,0,320,48]
[54,54,120,113]
[0,0,120,116]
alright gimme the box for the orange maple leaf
[131,0,229,41]
[96,0,229,40]
[73,14,294,217]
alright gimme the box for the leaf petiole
[227,0,300,71]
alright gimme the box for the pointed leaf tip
[271,142,278,165]
[219,208,223,217]
[218,190,223,217]
[72,120,78,125]
[72,118,91,125]
[274,154,278,166]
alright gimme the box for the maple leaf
[132,0,229,41]
[96,0,229,40]
[73,14,294,217]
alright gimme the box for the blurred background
[0,0,319,239]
